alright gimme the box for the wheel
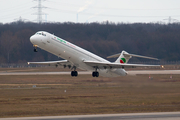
[74,71,78,76]
[92,72,96,77]
[92,72,99,77]
[71,71,74,76]
[34,49,38,52]
[71,71,78,77]
[96,72,99,77]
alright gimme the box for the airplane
[28,31,160,77]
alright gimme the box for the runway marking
[0,70,180,76]
[127,70,180,75]
[1,112,180,120]
[0,84,72,86]
[0,71,91,75]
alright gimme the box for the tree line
[0,21,180,63]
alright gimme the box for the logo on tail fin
[120,58,126,64]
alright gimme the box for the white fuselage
[30,31,127,77]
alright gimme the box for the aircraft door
[46,34,50,43]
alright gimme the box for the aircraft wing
[27,60,72,67]
[84,61,160,69]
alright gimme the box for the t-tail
[107,50,159,64]
[115,51,131,64]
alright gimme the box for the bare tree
[0,31,17,63]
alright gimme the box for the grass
[0,72,180,117]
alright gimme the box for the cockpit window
[36,32,41,35]
[42,32,46,36]
[36,32,46,36]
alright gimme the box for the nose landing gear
[33,45,38,52]
[34,48,38,52]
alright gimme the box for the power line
[0,2,33,21]
[0,1,33,12]
[46,0,180,12]
[0,9,32,21]
[48,8,180,18]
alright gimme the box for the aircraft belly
[99,69,127,77]
[37,40,127,77]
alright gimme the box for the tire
[75,71,78,76]
[96,72,99,77]
[92,72,99,77]
[92,72,95,77]
[71,71,78,77]
[34,49,38,52]
[71,71,74,76]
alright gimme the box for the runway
[127,70,180,75]
[1,112,180,120]
[0,70,180,75]
[0,71,91,75]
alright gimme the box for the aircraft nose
[30,35,36,44]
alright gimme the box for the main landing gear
[71,66,78,77]
[92,67,99,77]
[92,71,99,77]
[71,71,78,77]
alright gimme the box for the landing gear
[92,66,99,77]
[33,45,38,52]
[34,48,38,52]
[71,66,78,77]
[71,71,78,77]
[92,71,99,77]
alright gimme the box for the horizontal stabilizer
[124,53,159,60]
[107,53,121,58]
[107,52,159,60]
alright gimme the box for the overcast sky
[0,0,180,24]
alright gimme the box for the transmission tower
[163,16,179,24]
[32,0,47,23]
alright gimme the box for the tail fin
[115,51,131,64]
[107,50,159,64]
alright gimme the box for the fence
[0,63,47,68]
[1,61,180,68]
